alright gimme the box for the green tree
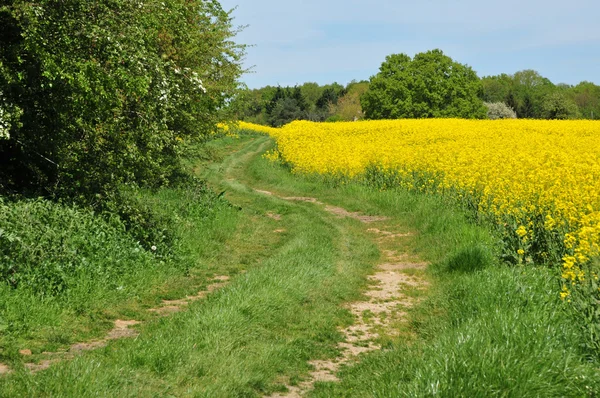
[300,82,323,109]
[542,92,580,119]
[261,85,309,126]
[291,86,309,113]
[508,70,555,118]
[569,81,600,119]
[268,97,306,127]
[316,84,345,111]
[0,0,245,203]
[481,74,513,103]
[361,49,487,119]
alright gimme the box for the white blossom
[0,93,16,140]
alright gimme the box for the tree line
[238,49,600,126]
[237,81,369,126]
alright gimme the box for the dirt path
[0,276,230,375]
[255,190,428,397]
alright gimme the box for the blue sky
[219,0,600,89]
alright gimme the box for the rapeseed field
[242,119,600,301]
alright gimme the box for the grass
[312,265,600,397]
[1,132,598,396]
[0,133,381,396]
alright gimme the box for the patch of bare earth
[265,199,427,397]
[148,276,230,316]
[0,363,10,375]
[324,206,389,224]
[282,196,322,204]
[254,189,390,225]
[5,276,230,375]
[267,211,282,221]
[255,189,275,196]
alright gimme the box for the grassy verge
[0,183,238,365]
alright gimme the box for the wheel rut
[1,276,230,376]
[254,189,428,398]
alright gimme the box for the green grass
[311,266,600,397]
[0,134,381,396]
[0,183,238,364]
[1,133,598,397]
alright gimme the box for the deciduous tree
[361,49,487,119]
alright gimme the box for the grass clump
[445,244,495,273]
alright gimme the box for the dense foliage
[238,53,599,125]
[361,50,487,119]
[0,198,156,295]
[0,0,245,203]
[481,70,596,120]
[0,176,228,295]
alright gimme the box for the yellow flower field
[241,119,600,296]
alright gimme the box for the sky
[218,0,600,89]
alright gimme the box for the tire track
[253,190,428,397]
[1,276,230,375]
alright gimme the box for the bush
[484,102,517,119]
[0,198,157,295]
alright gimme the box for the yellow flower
[516,226,528,238]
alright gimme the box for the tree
[268,97,306,127]
[569,81,600,119]
[262,85,309,126]
[481,74,513,103]
[300,82,323,108]
[329,81,369,121]
[484,102,517,119]
[0,0,245,202]
[316,84,345,111]
[291,86,309,113]
[361,49,487,119]
[509,70,555,118]
[542,92,580,119]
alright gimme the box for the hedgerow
[0,0,245,203]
